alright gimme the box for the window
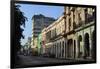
[69,17,71,30]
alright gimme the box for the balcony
[86,15,95,23]
[73,21,83,29]
[74,15,94,29]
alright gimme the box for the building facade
[22,37,32,55]
[32,14,55,38]
[40,6,96,60]
[40,28,47,55]
[32,14,56,52]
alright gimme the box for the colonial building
[41,28,47,54]
[40,6,96,60]
[31,37,38,55]
[63,7,95,59]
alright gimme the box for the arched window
[85,9,88,23]
[69,18,71,30]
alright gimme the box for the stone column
[82,30,85,58]
[57,43,59,58]
[89,28,92,58]
[62,41,65,58]
[76,33,79,58]
[58,43,60,58]
[63,41,65,59]
[65,39,68,59]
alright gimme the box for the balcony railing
[86,16,95,23]
[74,21,84,29]
[74,15,95,29]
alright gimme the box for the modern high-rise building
[31,14,56,49]
[32,14,56,38]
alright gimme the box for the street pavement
[16,55,95,68]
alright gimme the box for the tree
[14,4,27,59]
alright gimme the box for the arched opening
[54,44,56,57]
[78,35,82,58]
[67,39,73,58]
[55,43,57,58]
[62,41,64,58]
[74,40,76,58]
[84,33,90,58]
[91,30,96,59]
[57,43,59,58]
[65,41,67,58]
[52,44,55,57]
[59,42,61,58]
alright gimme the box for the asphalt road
[15,55,95,68]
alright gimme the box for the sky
[16,3,64,45]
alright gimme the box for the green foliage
[14,4,27,52]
